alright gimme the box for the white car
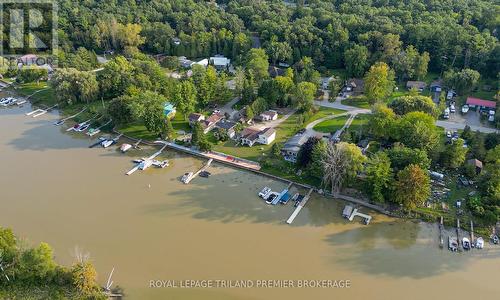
[450,104,455,113]
[488,110,495,122]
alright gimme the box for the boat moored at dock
[462,237,471,250]
[120,143,133,153]
[448,236,458,252]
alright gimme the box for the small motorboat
[54,119,65,126]
[101,139,114,148]
[120,143,132,153]
[199,171,211,178]
[258,187,271,198]
[492,235,499,245]
[475,237,484,249]
[152,160,169,168]
[181,172,194,184]
[87,128,100,136]
[461,104,469,114]
[448,236,458,252]
[76,123,90,132]
[265,192,280,205]
[462,237,471,250]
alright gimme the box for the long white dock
[286,188,314,224]
[26,108,44,116]
[182,159,213,184]
[126,145,167,175]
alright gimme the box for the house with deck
[281,134,308,162]
[240,127,276,146]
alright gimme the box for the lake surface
[1,98,500,300]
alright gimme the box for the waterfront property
[240,127,276,146]
[281,134,308,162]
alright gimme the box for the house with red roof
[466,97,496,109]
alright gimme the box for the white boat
[462,237,471,250]
[448,236,458,252]
[76,123,90,132]
[101,140,114,148]
[450,104,456,113]
[461,105,469,114]
[86,128,100,136]
[258,187,271,198]
[181,172,194,184]
[120,143,132,153]
[152,160,169,168]
[475,237,484,249]
[265,192,280,204]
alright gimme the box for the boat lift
[126,144,168,175]
[86,119,112,136]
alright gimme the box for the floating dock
[286,188,314,224]
[182,159,213,184]
[26,108,44,116]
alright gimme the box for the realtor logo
[0,0,57,66]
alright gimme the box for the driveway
[253,108,297,130]
[314,93,370,114]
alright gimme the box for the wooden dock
[286,188,314,224]
[183,159,213,184]
[439,216,444,248]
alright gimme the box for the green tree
[173,80,197,119]
[98,56,134,99]
[442,138,468,169]
[443,68,480,95]
[50,68,98,105]
[387,144,431,171]
[396,112,439,153]
[246,48,269,83]
[365,152,393,203]
[296,137,321,167]
[165,117,175,140]
[364,62,395,104]
[368,104,397,139]
[393,164,431,210]
[389,95,438,117]
[72,262,99,296]
[344,45,369,77]
[293,81,316,111]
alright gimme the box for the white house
[192,58,209,68]
[258,110,278,122]
[210,56,231,70]
[257,128,276,145]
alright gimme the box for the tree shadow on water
[323,220,500,278]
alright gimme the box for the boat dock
[271,182,293,205]
[439,216,444,248]
[56,107,87,126]
[182,159,213,184]
[286,188,314,224]
[28,104,58,118]
[348,208,372,224]
[126,144,167,175]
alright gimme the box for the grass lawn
[305,106,346,124]
[15,82,57,105]
[118,122,159,141]
[313,115,349,133]
[341,97,371,109]
[349,114,370,131]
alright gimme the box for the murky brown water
[1,98,500,300]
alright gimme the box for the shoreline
[5,85,491,236]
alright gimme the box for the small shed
[163,102,176,118]
[467,159,483,174]
[406,81,427,91]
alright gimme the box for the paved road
[436,120,498,133]
[314,93,498,134]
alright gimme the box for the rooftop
[466,97,496,108]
